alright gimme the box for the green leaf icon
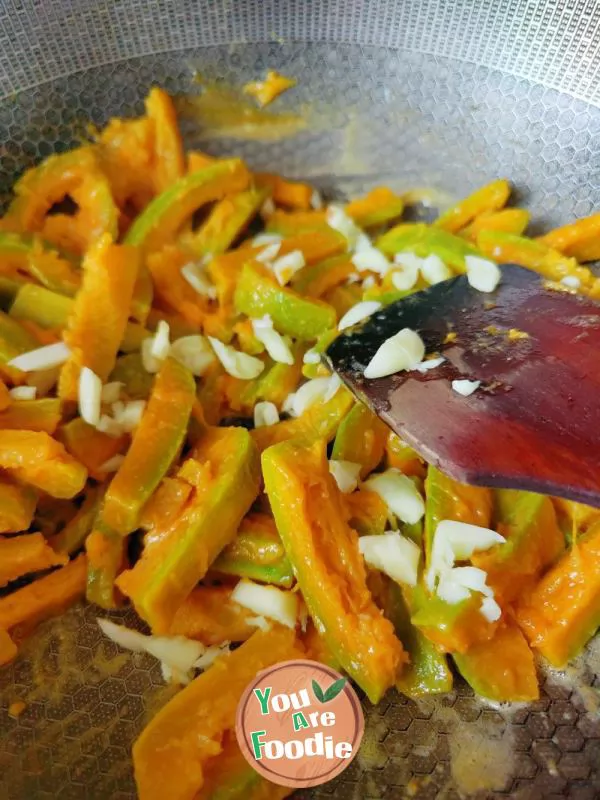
[312,679,325,703]
[323,677,347,702]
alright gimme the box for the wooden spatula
[324,263,600,507]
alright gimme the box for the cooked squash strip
[0,533,67,588]
[133,626,302,800]
[0,430,87,498]
[0,554,87,635]
[59,234,140,400]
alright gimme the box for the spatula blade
[325,264,600,507]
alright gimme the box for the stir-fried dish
[0,87,599,799]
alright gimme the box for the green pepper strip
[263,437,404,703]
[101,357,195,537]
[0,310,39,364]
[9,283,148,353]
[385,580,453,697]
[301,328,337,379]
[109,353,154,400]
[0,232,80,297]
[332,402,387,479]
[86,529,128,610]
[53,486,105,555]
[424,466,492,566]
[116,426,261,633]
[452,624,538,702]
[213,514,294,588]
[124,159,250,324]
[473,489,564,605]
[377,223,482,271]
[124,159,251,252]
[0,398,61,434]
[0,277,22,311]
[188,186,269,256]
[251,386,354,453]
[234,262,336,340]
[237,344,303,411]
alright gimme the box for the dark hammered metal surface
[0,3,599,797]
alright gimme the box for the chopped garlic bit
[254,401,280,428]
[170,335,216,376]
[421,253,452,285]
[97,618,211,685]
[251,316,294,364]
[394,251,422,271]
[271,249,305,285]
[261,197,275,217]
[345,272,361,284]
[359,532,421,586]
[303,348,321,365]
[291,375,339,417]
[362,275,376,290]
[392,252,421,290]
[9,386,37,400]
[101,382,122,405]
[8,341,71,372]
[79,367,102,427]
[326,205,361,249]
[426,519,506,620]
[414,356,445,373]
[324,373,341,401]
[142,321,172,374]
[113,399,146,432]
[141,338,161,374]
[208,336,264,380]
[354,233,372,253]
[452,378,481,397]
[246,615,272,632]
[560,275,581,289]
[181,261,217,299]
[437,566,497,609]
[328,460,361,493]
[298,601,309,633]
[480,596,502,622]
[310,189,323,210]
[363,468,425,524]
[428,521,505,584]
[364,328,426,379]
[97,415,125,438]
[98,454,125,474]
[282,391,296,415]
[252,232,282,247]
[150,320,171,360]
[338,300,382,332]
[231,580,298,629]
[391,268,418,292]
[255,241,282,263]
[194,643,231,670]
[96,397,146,438]
[465,255,501,293]
[351,246,391,275]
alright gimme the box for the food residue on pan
[175,78,306,140]
[243,70,297,107]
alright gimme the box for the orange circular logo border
[235,659,365,788]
